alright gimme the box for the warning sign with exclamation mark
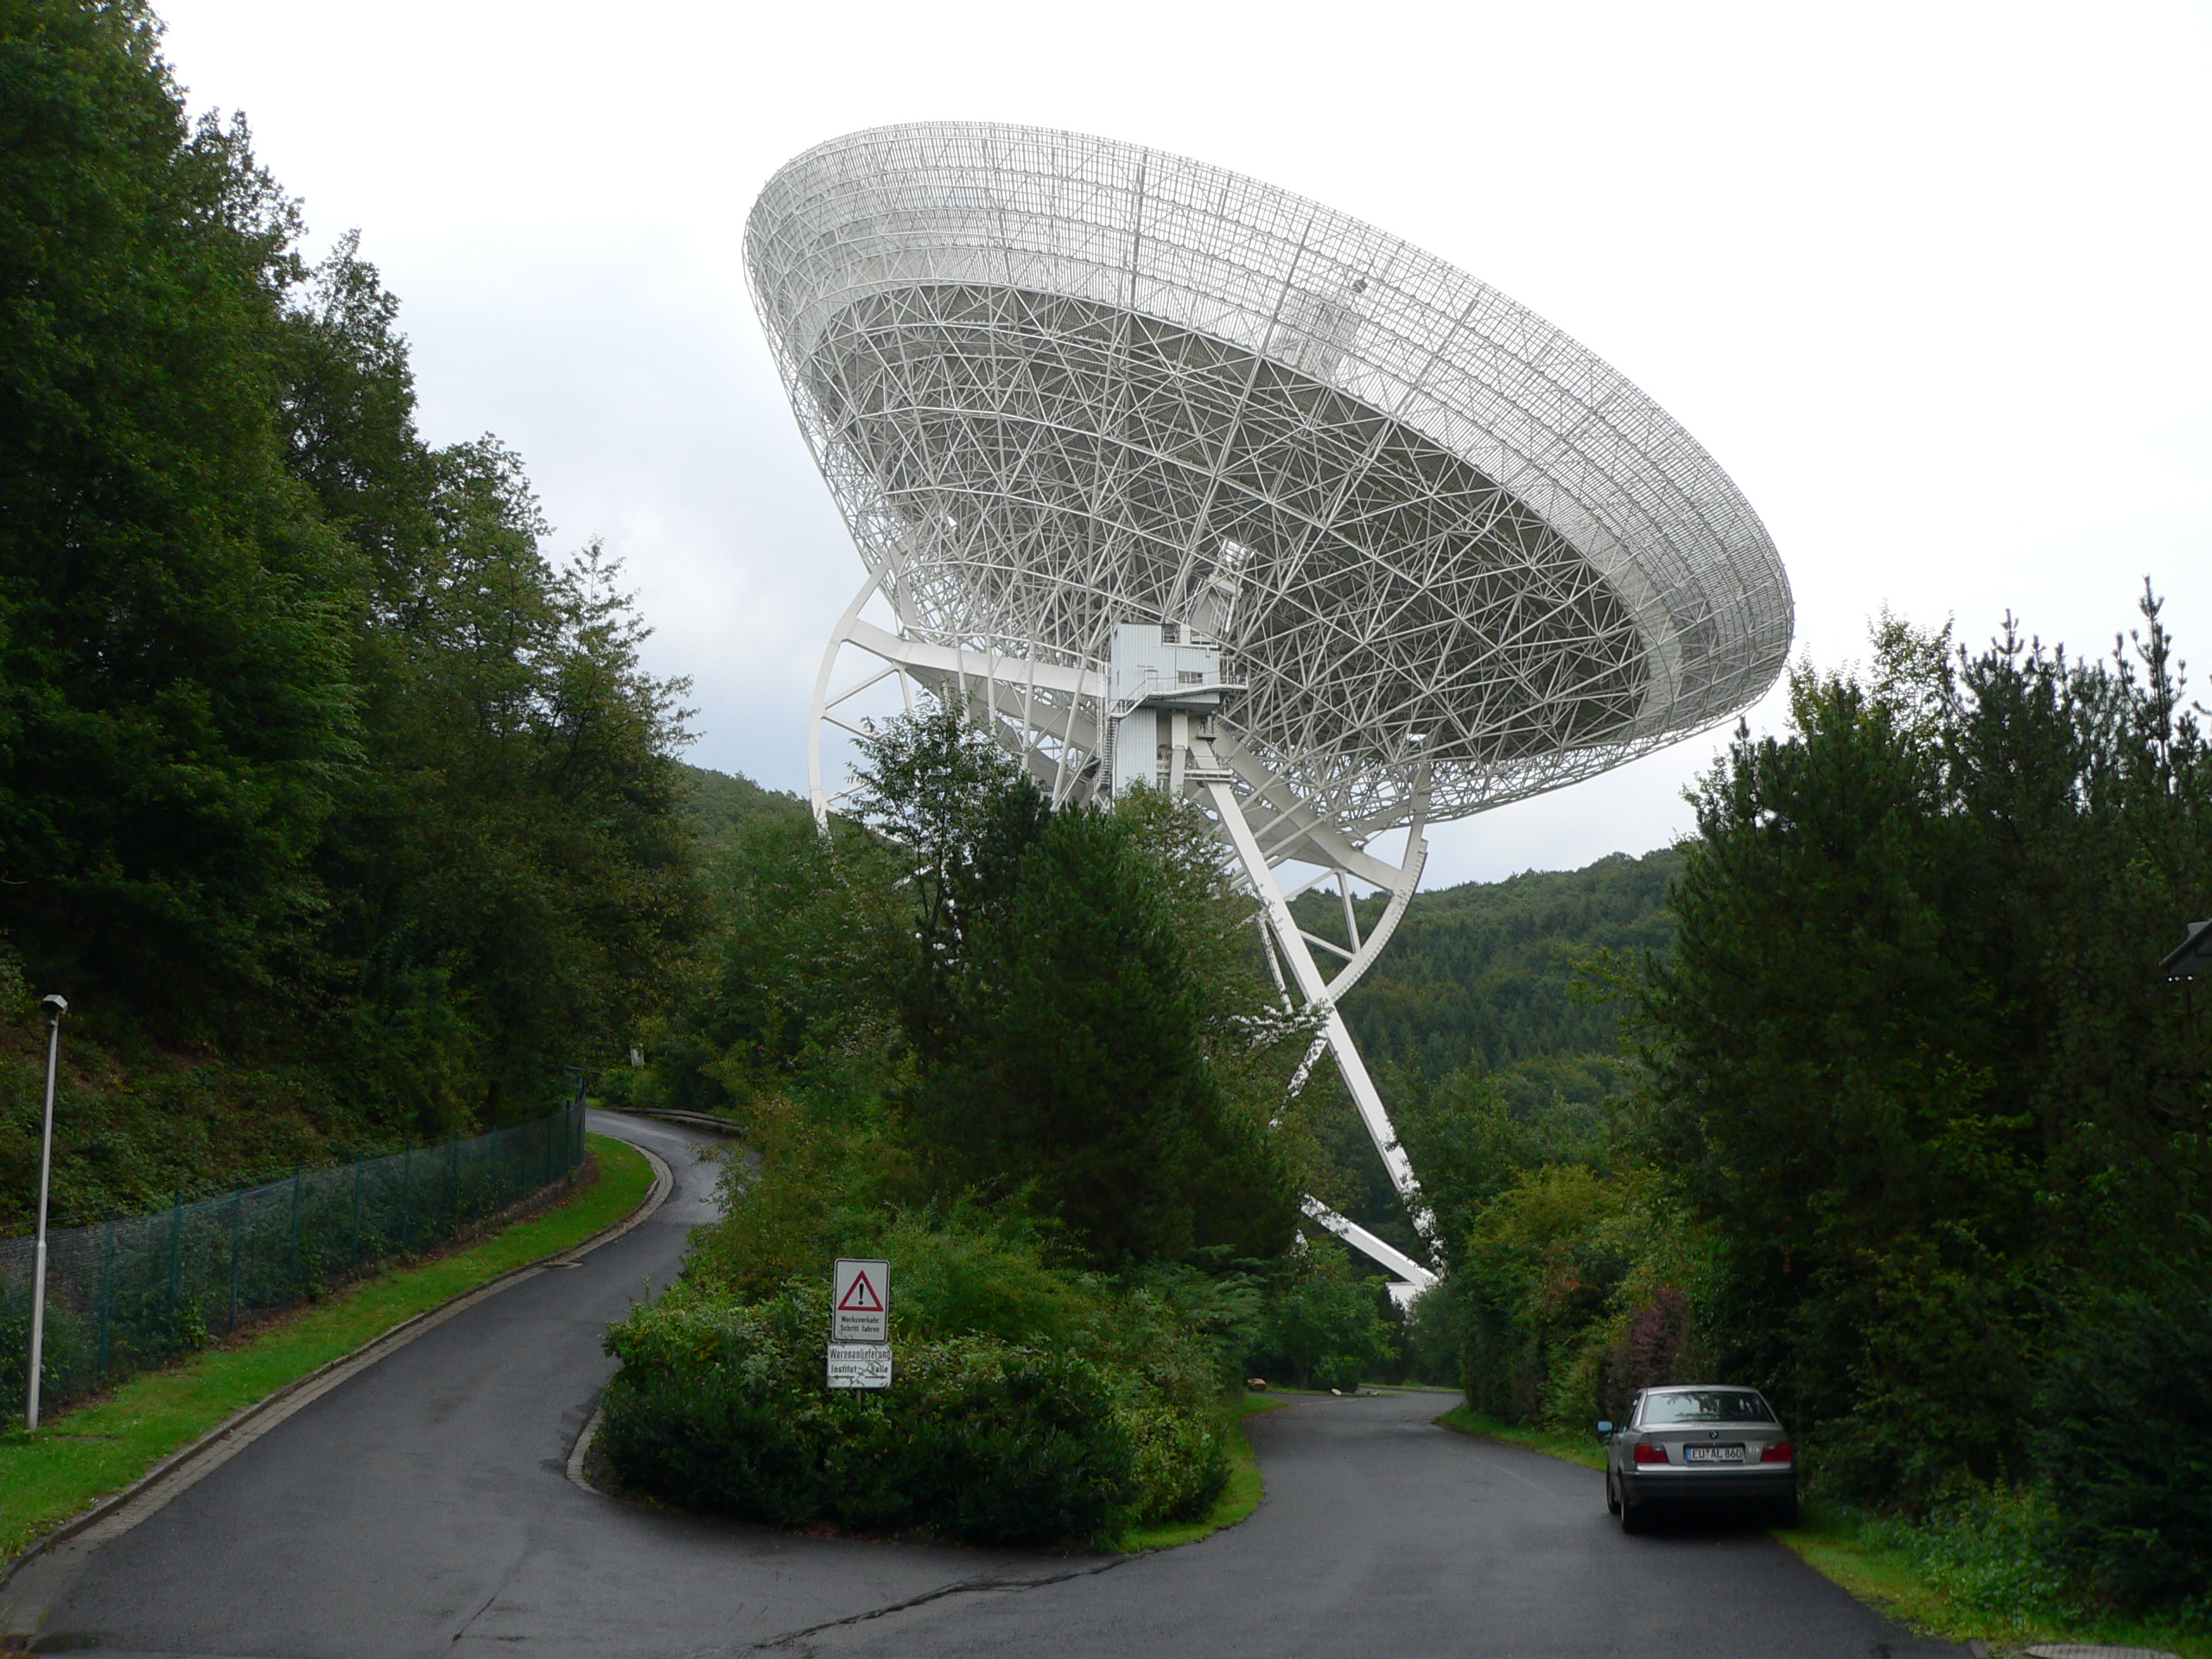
[831,1257,889,1342]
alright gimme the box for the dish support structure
[809,571,1441,1302]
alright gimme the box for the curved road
[16,1112,1962,1657]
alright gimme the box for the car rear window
[1642,1389,1775,1424]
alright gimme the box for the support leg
[1205,780,1440,1291]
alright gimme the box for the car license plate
[1683,1445,1745,1463]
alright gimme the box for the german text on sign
[827,1343,893,1389]
[832,1257,889,1342]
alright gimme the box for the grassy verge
[1435,1405,1606,1471]
[1122,1394,1286,1551]
[0,1133,654,1562]
[1774,1504,2208,1659]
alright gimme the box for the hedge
[599,1280,1228,1547]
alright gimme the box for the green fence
[0,1096,588,1419]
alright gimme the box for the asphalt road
[784,1390,1967,1659]
[22,1111,1964,1658]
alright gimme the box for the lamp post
[27,993,67,1430]
[2161,920,2212,983]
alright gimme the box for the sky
[156,0,2212,890]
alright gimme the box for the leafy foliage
[606,707,1339,1542]
[2035,1267,2212,1611]
[1313,849,1681,1114]
[672,762,810,857]
[0,1,357,1029]
[1286,849,1678,1260]
[1402,595,2209,1625]
[852,709,1301,1267]
[1246,1240,1399,1393]
[0,0,704,1217]
[610,1109,1241,1545]
[602,1282,1154,1546]
[1632,596,2212,1520]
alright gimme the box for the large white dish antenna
[746,123,1792,1294]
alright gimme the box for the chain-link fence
[0,1096,588,1420]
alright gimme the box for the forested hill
[1295,847,1682,1110]
[676,764,810,854]
[671,762,1683,1114]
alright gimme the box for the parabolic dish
[746,122,1792,836]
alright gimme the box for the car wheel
[1605,1472,1621,1516]
[1618,1487,1645,1535]
[1773,1494,1799,1529]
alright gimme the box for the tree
[0,0,361,1029]
[854,709,1300,1267]
[637,805,907,1125]
[1629,596,2212,1507]
[1,6,706,1138]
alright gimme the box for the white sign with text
[826,1342,893,1389]
[831,1257,889,1342]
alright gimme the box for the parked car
[1600,1384,1796,1532]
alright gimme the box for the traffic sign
[832,1257,889,1342]
[827,1343,893,1389]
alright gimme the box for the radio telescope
[746,122,1792,1297]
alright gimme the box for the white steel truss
[754,123,1793,1296]
[806,603,1440,1298]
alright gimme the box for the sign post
[828,1257,890,1389]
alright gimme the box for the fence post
[351,1154,364,1265]
[450,1133,461,1233]
[166,1192,182,1341]
[289,1165,303,1291]
[228,1179,245,1333]
[399,1144,412,1251]
[96,1208,115,1382]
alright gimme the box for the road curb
[565,1400,607,1495]
[0,1133,677,1605]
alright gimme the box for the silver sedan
[1601,1385,1797,1532]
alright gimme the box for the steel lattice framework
[746,123,1792,1294]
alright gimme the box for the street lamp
[2161,920,2212,983]
[26,993,67,1431]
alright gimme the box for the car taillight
[1761,1441,1794,1463]
[1632,1442,1669,1464]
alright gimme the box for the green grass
[0,1133,654,1562]
[1435,1402,2207,1656]
[1435,1404,1607,1470]
[1774,1503,2209,1659]
[1121,1393,1286,1551]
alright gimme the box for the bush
[1897,1486,2072,1617]
[1402,1279,1468,1387]
[1249,1246,1398,1391]
[2034,1274,2212,1613]
[599,1278,1227,1547]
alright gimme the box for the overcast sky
[156,0,2211,889]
